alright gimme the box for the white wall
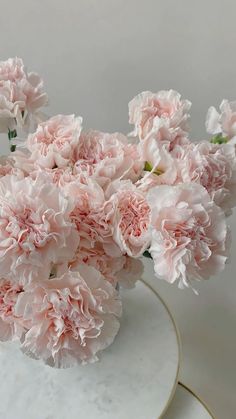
[0,1,236,417]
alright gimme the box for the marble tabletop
[0,280,179,419]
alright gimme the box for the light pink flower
[25,114,82,169]
[12,148,77,185]
[15,266,122,368]
[65,179,119,254]
[18,165,77,188]
[0,155,24,179]
[148,184,229,289]
[206,100,236,144]
[136,136,178,192]
[0,80,26,132]
[109,181,151,257]
[70,242,126,287]
[128,90,191,143]
[177,141,236,215]
[0,174,79,284]
[73,130,142,188]
[0,278,25,341]
[0,57,25,82]
[0,57,48,133]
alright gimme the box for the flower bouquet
[0,57,235,368]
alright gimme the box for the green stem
[8,129,17,152]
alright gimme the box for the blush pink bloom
[0,278,25,341]
[65,179,119,255]
[12,149,77,185]
[206,100,236,144]
[15,266,122,368]
[109,181,151,257]
[73,130,142,188]
[0,81,26,132]
[0,174,79,284]
[147,184,229,289]
[25,166,77,188]
[25,114,82,169]
[0,155,24,179]
[177,141,236,215]
[128,90,191,143]
[0,57,48,133]
[137,136,178,192]
[70,242,126,287]
[0,57,26,82]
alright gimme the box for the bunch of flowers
[0,58,235,368]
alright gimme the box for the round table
[0,280,180,419]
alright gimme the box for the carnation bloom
[25,114,82,169]
[65,179,120,256]
[0,174,79,284]
[0,155,24,179]
[0,57,26,82]
[109,181,151,257]
[0,57,48,133]
[136,136,178,192]
[73,130,142,188]
[70,242,126,286]
[147,184,229,289]
[176,141,236,215]
[14,266,122,368]
[43,166,77,187]
[0,278,25,341]
[128,90,191,144]
[206,100,236,144]
[0,81,26,132]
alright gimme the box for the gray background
[0,1,236,417]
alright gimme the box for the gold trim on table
[179,382,216,419]
[140,279,182,419]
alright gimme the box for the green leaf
[210,133,229,144]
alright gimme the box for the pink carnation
[128,90,191,144]
[137,136,178,192]
[0,174,79,284]
[43,166,77,187]
[147,183,229,289]
[73,130,142,188]
[70,242,125,286]
[109,181,151,257]
[0,57,48,133]
[12,149,77,185]
[0,155,24,179]
[0,81,26,132]
[0,278,25,341]
[15,266,122,368]
[177,141,236,215]
[0,57,25,82]
[65,179,119,256]
[25,114,82,169]
[206,100,236,144]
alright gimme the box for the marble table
[0,280,180,419]
[163,383,215,418]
